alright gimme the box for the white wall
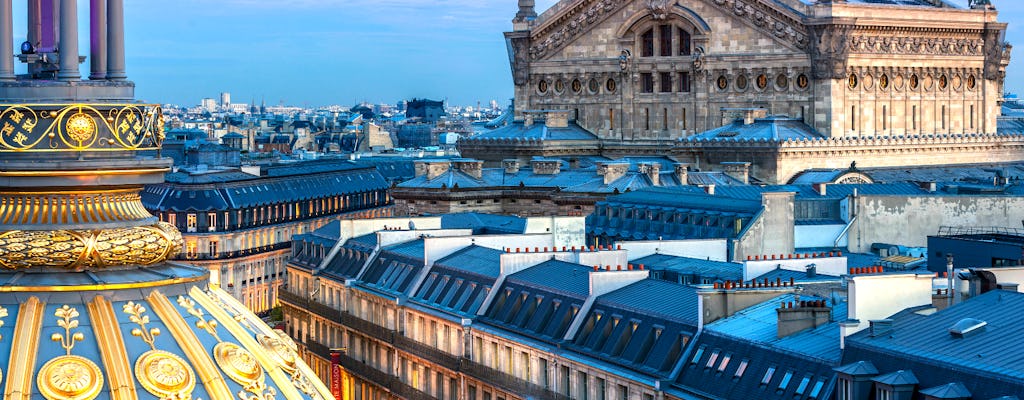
[743,255,848,281]
[843,273,934,337]
[376,228,472,248]
[423,233,553,267]
[525,215,586,248]
[794,224,847,248]
[618,239,729,262]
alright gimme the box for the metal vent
[869,319,894,337]
[949,318,987,339]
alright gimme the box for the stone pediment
[527,0,809,60]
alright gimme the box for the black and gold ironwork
[0,103,164,152]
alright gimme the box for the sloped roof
[842,290,1024,399]
[686,117,824,141]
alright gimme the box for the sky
[8,0,1024,108]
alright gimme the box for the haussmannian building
[142,160,393,313]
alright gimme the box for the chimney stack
[674,163,690,185]
[721,162,751,185]
[531,159,562,175]
[453,159,484,179]
[597,162,629,184]
[503,159,521,174]
[777,300,831,338]
[642,163,661,186]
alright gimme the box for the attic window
[808,379,825,399]
[778,371,793,392]
[795,375,811,395]
[761,366,775,386]
[704,350,719,369]
[949,318,987,338]
[690,345,705,365]
[734,359,749,379]
[716,354,731,372]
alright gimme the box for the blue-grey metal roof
[633,254,743,283]
[873,369,919,386]
[752,267,842,283]
[842,290,1024,399]
[146,161,388,212]
[675,328,838,400]
[433,245,503,278]
[413,245,504,316]
[686,116,824,141]
[920,382,972,399]
[596,279,700,326]
[706,293,846,363]
[358,239,426,294]
[567,279,700,377]
[440,213,528,234]
[507,259,592,297]
[468,120,598,141]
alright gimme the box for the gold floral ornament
[123,301,197,400]
[37,305,104,400]
[0,222,182,270]
[65,112,97,143]
[178,296,276,400]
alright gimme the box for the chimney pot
[535,247,539,252]
[562,246,567,251]
[837,251,843,256]
[789,277,795,286]
[543,247,548,252]
[754,255,760,260]
[628,264,634,270]
[593,265,599,271]
[638,264,644,270]
[516,247,520,253]
[747,255,752,261]
[771,254,776,260]
[715,282,721,289]
[617,244,622,250]
[617,265,622,271]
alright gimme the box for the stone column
[106,0,126,80]
[57,0,79,80]
[0,0,14,81]
[89,0,106,80]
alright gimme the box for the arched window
[641,29,655,57]
[679,28,692,56]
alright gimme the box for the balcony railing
[287,290,570,400]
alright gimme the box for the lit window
[186,214,197,231]
[167,213,176,226]
[778,371,793,391]
[795,375,811,395]
[705,350,719,369]
[690,346,705,365]
[717,354,731,372]
[207,213,216,231]
[734,359,748,379]
[760,366,775,385]
[809,379,825,399]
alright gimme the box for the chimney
[721,162,751,185]
[674,163,690,185]
[453,159,484,179]
[524,113,535,127]
[503,159,521,174]
[597,162,629,184]
[531,159,562,175]
[643,163,661,186]
[704,184,715,196]
[813,183,828,196]
[720,107,768,126]
[777,300,832,338]
[544,110,570,128]
[414,160,451,180]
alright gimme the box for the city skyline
[7,0,1024,107]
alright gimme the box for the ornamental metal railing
[0,103,164,152]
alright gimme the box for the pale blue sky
[10,0,1024,107]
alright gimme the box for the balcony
[286,290,570,400]
[302,340,434,400]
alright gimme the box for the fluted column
[0,0,14,81]
[89,0,106,80]
[106,0,125,80]
[57,0,80,80]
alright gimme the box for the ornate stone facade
[492,0,1019,183]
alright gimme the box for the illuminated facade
[459,0,1023,183]
[0,0,333,398]
[142,160,393,313]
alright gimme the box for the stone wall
[847,194,1024,253]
